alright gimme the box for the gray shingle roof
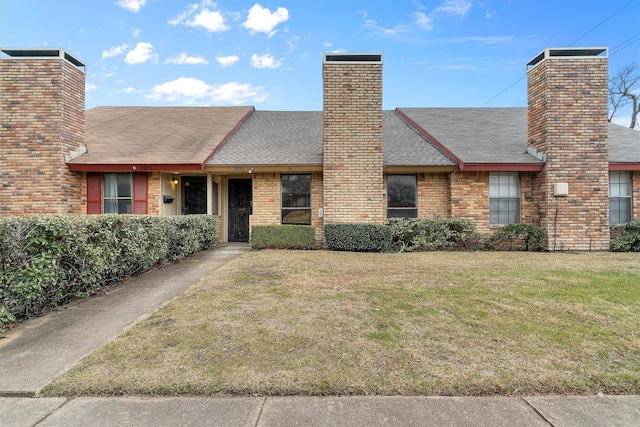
[208,111,323,165]
[383,111,455,166]
[397,107,542,165]
[208,110,456,167]
[609,124,640,163]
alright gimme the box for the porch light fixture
[172,176,178,185]
[248,168,254,174]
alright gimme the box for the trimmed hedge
[385,217,478,251]
[0,215,217,335]
[486,223,546,252]
[324,223,393,252]
[250,225,316,250]
[611,221,640,252]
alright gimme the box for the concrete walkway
[1,243,639,426]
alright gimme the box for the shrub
[0,214,217,326]
[324,223,393,252]
[251,225,316,250]
[610,221,640,252]
[486,223,546,252]
[385,217,479,251]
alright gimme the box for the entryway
[181,176,207,215]
[228,178,252,242]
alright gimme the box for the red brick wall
[322,57,384,224]
[1,56,85,215]
[527,53,609,250]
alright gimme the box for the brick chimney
[0,48,86,215]
[322,53,384,224]
[527,47,609,250]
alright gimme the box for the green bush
[486,223,546,252]
[610,221,640,252]
[385,217,479,251]
[251,225,316,250]
[0,214,217,327]
[324,223,393,252]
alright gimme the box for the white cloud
[216,55,240,67]
[413,12,433,30]
[116,0,147,13]
[147,77,268,105]
[210,82,269,104]
[242,3,289,35]
[363,18,411,38]
[165,52,209,65]
[102,43,129,59]
[169,2,229,32]
[434,0,472,16]
[125,42,158,64]
[85,83,99,91]
[119,87,141,93]
[251,53,282,69]
[450,36,513,45]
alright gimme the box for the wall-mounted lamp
[172,176,179,185]
[248,168,254,174]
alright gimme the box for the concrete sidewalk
[0,243,251,397]
[1,243,639,426]
[1,395,640,426]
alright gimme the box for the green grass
[43,251,640,397]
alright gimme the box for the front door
[228,178,252,242]
[182,176,207,214]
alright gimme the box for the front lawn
[43,251,640,396]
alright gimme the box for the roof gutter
[609,163,640,171]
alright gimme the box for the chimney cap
[526,47,607,71]
[1,47,85,69]
[324,53,382,64]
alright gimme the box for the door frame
[227,178,252,242]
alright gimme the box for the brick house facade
[2,47,639,250]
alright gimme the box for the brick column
[527,48,609,250]
[322,53,384,224]
[1,49,85,215]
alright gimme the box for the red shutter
[133,173,148,214]
[86,173,102,214]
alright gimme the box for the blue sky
[1,0,639,126]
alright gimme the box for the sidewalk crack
[521,397,555,426]
[253,396,267,427]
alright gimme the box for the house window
[281,174,311,225]
[610,171,632,224]
[387,174,417,218]
[103,173,133,214]
[489,172,520,224]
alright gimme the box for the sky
[1,0,639,127]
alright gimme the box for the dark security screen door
[182,176,207,214]
[228,178,252,242]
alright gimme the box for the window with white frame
[489,172,520,225]
[103,173,133,214]
[387,174,417,218]
[610,171,632,224]
[281,174,311,225]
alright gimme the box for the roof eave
[459,163,545,172]
[67,163,204,172]
[609,163,640,171]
